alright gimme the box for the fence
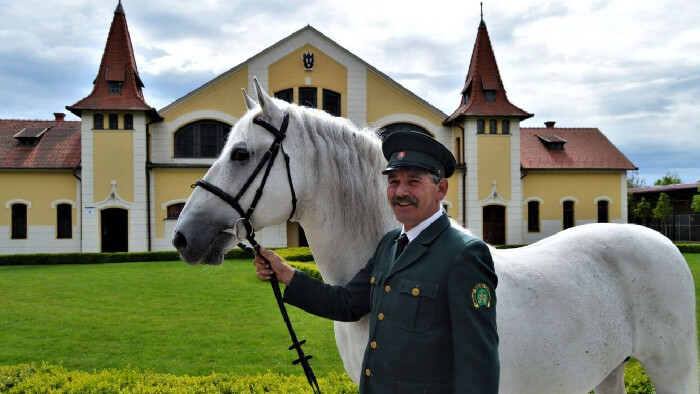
[630,213,700,242]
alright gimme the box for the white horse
[173,80,698,393]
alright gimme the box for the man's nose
[394,182,410,195]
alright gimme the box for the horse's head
[172,79,300,265]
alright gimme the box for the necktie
[394,233,409,261]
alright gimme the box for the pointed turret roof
[444,17,532,124]
[67,1,160,119]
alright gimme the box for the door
[483,205,506,245]
[101,208,128,252]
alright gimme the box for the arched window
[124,114,133,130]
[455,137,462,163]
[275,89,293,103]
[597,200,609,223]
[527,201,540,232]
[11,203,27,239]
[299,87,317,108]
[109,113,118,130]
[167,203,185,219]
[378,123,431,140]
[174,120,231,158]
[477,119,485,134]
[502,120,510,135]
[56,203,72,239]
[489,119,497,134]
[94,114,104,130]
[563,200,575,229]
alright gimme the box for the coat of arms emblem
[471,283,492,308]
[302,51,315,70]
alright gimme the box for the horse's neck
[300,197,396,286]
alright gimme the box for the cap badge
[471,283,491,309]
[397,151,406,160]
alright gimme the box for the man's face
[386,170,448,231]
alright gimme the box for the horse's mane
[285,104,395,241]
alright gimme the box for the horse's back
[492,223,698,393]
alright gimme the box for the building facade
[0,3,635,254]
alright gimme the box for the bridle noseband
[190,112,320,393]
[192,112,297,240]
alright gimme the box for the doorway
[101,208,128,252]
[483,205,506,245]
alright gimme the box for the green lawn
[0,254,698,384]
[0,259,344,376]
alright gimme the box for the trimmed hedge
[0,363,358,393]
[676,243,700,253]
[0,248,255,266]
[290,262,323,281]
[0,362,659,393]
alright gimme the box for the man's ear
[437,178,448,200]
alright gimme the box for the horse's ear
[253,77,283,121]
[242,89,258,111]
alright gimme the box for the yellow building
[0,3,635,253]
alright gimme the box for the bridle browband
[191,112,320,393]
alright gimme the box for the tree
[633,197,651,220]
[692,185,700,213]
[627,170,647,189]
[652,193,673,221]
[654,171,682,186]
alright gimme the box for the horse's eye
[231,147,250,161]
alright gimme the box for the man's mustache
[391,195,418,206]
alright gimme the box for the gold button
[378,313,385,321]
[370,276,376,284]
[365,368,371,376]
[384,285,391,292]
[370,341,377,349]
[412,288,420,296]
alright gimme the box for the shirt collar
[401,209,444,243]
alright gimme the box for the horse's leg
[593,361,626,394]
[636,354,699,394]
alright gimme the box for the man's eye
[231,148,250,161]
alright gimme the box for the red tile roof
[630,182,699,194]
[444,20,532,124]
[66,3,159,118]
[521,127,636,170]
[0,119,81,169]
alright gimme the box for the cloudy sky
[1,0,698,185]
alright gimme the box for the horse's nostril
[173,231,187,249]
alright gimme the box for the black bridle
[192,112,320,393]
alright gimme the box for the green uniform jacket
[284,213,499,393]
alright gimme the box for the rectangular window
[489,119,497,134]
[563,201,575,229]
[484,90,495,102]
[109,81,122,95]
[527,201,540,232]
[274,89,293,103]
[167,203,185,219]
[57,204,72,239]
[299,87,317,108]
[94,114,104,129]
[11,204,27,239]
[322,89,341,117]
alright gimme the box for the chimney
[54,113,66,122]
[544,121,555,128]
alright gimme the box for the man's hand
[254,247,295,285]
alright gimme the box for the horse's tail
[604,224,698,392]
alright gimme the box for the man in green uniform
[255,130,499,393]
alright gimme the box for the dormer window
[536,134,566,150]
[14,127,48,147]
[484,90,495,102]
[109,81,122,95]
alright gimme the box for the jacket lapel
[387,213,451,278]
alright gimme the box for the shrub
[290,262,323,281]
[676,243,700,253]
[0,363,358,393]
